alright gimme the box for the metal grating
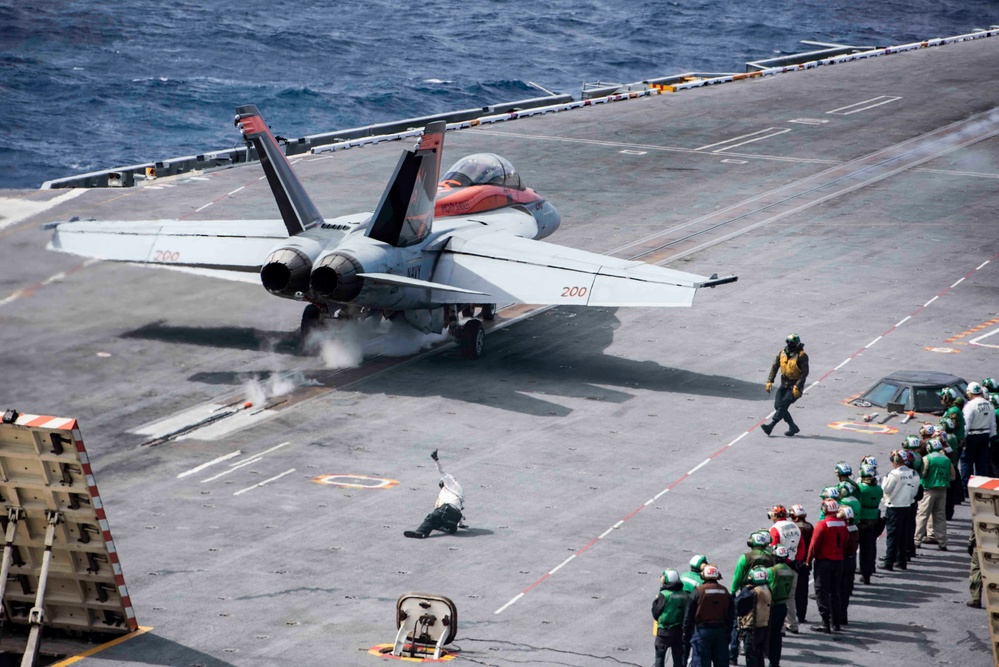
[0,412,136,636]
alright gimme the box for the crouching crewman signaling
[405,449,464,538]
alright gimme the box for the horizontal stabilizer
[431,231,734,307]
[48,218,288,281]
[357,272,487,295]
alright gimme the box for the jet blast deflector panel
[0,412,137,635]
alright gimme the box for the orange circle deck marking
[368,643,456,661]
[312,474,399,489]
[925,346,960,354]
[829,421,898,435]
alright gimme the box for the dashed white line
[834,358,852,370]
[865,336,883,349]
[924,296,939,306]
[612,520,624,529]
[688,458,711,475]
[951,278,965,288]
[177,451,242,478]
[599,527,615,539]
[495,593,524,615]
[978,261,990,270]
[644,497,655,506]
[42,272,65,285]
[895,316,911,327]
[549,555,576,575]
[195,202,213,212]
[653,487,671,500]
[0,290,23,307]
[233,468,296,496]
[727,432,749,448]
[227,186,245,196]
[804,381,820,393]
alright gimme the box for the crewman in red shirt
[806,499,848,633]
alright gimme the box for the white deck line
[696,127,784,151]
[728,432,749,448]
[201,457,263,482]
[714,128,791,152]
[494,593,524,615]
[688,458,711,475]
[865,336,883,348]
[228,442,290,465]
[549,555,576,575]
[233,468,296,496]
[177,451,242,478]
[834,358,852,370]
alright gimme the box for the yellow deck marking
[313,474,399,489]
[829,421,898,435]
[944,316,999,343]
[49,626,153,666]
[368,643,457,661]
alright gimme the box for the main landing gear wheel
[459,319,485,359]
[299,304,321,352]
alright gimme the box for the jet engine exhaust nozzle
[260,247,313,296]
[311,253,364,301]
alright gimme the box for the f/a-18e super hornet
[48,105,736,358]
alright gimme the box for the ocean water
[1,0,997,189]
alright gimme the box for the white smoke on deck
[242,369,320,406]
[307,317,450,369]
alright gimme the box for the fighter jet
[48,105,736,358]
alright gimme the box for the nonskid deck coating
[1,35,998,666]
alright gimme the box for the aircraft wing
[433,230,736,307]
[47,219,290,283]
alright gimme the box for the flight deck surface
[1,35,998,665]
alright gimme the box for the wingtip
[700,275,738,288]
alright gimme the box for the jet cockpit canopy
[440,153,523,190]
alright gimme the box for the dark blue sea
[1,1,997,189]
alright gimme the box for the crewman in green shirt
[681,554,708,593]
[652,569,692,667]
[729,531,774,660]
[856,464,883,584]
[915,439,955,550]
[766,546,795,667]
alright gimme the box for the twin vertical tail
[234,104,324,236]
[365,121,447,248]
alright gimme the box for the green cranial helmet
[785,333,801,351]
[938,387,959,403]
[750,567,769,585]
[689,554,708,572]
[903,435,921,450]
[748,530,771,548]
[983,378,999,393]
[662,569,680,586]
